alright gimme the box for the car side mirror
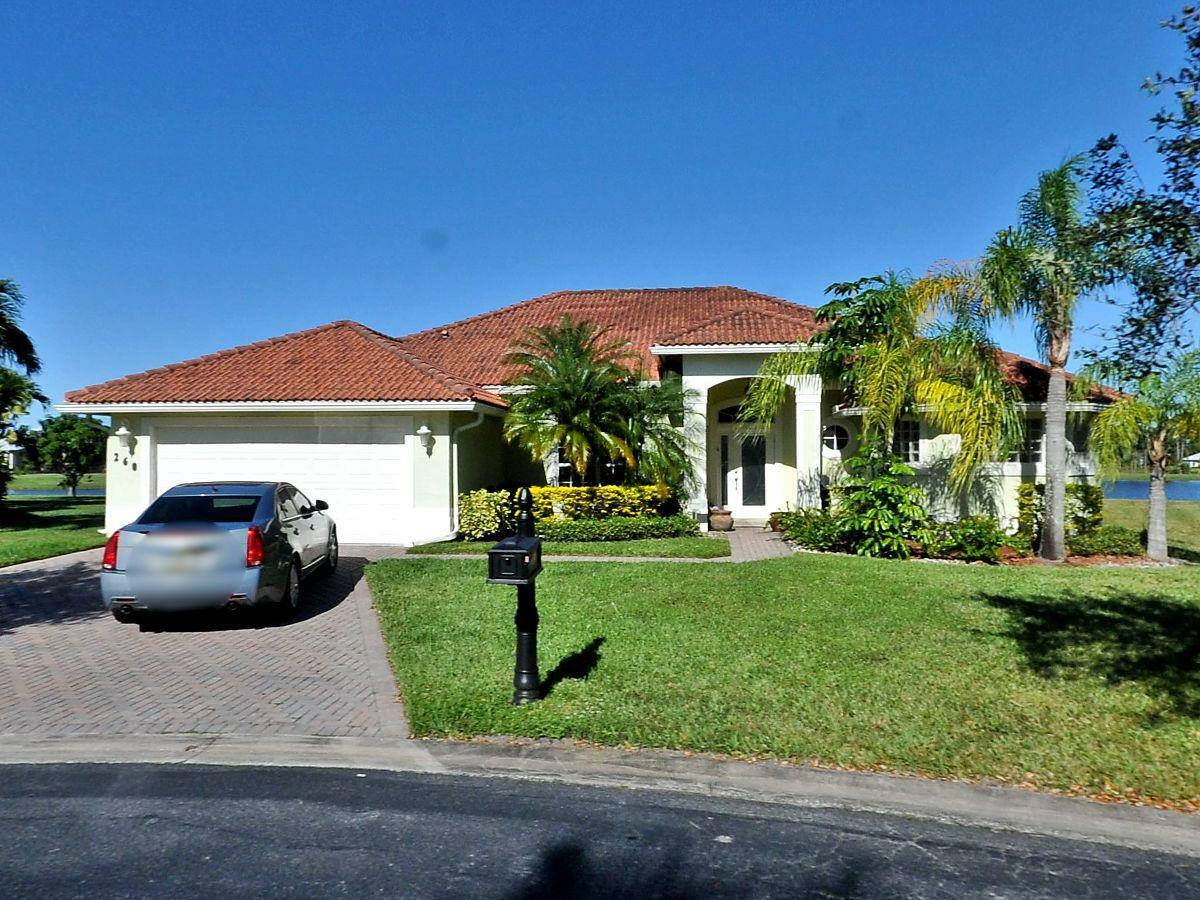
[314,499,329,511]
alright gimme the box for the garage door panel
[155,425,414,544]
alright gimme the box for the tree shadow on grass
[539,637,605,699]
[982,590,1200,721]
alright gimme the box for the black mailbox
[486,534,543,585]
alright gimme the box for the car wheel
[280,559,302,618]
[323,528,339,575]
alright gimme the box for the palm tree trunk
[1146,436,1169,562]
[1039,362,1067,560]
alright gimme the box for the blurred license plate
[147,537,216,573]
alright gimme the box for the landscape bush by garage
[536,513,698,542]
[1067,525,1144,557]
[457,485,677,540]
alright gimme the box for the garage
[153,416,414,545]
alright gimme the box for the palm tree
[741,270,1022,497]
[616,373,697,493]
[979,158,1107,560]
[502,315,638,483]
[1078,350,1200,561]
[0,280,40,374]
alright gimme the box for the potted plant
[709,506,734,532]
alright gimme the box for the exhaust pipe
[113,604,135,621]
[225,600,242,614]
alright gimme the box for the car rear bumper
[101,567,269,613]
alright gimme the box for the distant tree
[1088,6,1200,374]
[1077,349,1200,561]
[38,415,106,497]
[980,158,1109,561]
[0,369,44,502]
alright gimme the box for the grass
[368,552,1200,809]
[1104,499,1200,561]
[8,472,106,491]
[409,536,731,559]
[0,497,107,567]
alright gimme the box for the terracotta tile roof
[655,306,819,347]
[396,286,823,382]
[64,287,1113,407]
[998,352,1121,404]
[65,320,506,406]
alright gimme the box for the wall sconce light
[114,425,134,452]
[417,424,434,454]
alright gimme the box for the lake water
[1102,480,1200,501]
[8,489,106,498]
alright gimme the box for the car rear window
[139,495,262,524]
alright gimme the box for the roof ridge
[395,286,817,342]
[344,322,504,404]
[64,320,359,399]
[657,304,816,344]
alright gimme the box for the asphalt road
[0,764,1196,898]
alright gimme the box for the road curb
[1,732,1195,857]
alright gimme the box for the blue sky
[1,1,1193,420]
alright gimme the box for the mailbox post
[486,487,543,705]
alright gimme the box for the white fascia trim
[649,343,814,356]
[55,400,503,415]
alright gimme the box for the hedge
[536,513,699,542]
[1067,525,1144,557]
[1017,482,1105,540]
[457,485,673,540]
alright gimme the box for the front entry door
[720,433,770,519]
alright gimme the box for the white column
[792,375,823,508]
[683,382,709,522]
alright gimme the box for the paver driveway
[0,546,407,738]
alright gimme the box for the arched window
[822,424,849,451]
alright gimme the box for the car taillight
[246,525,264,568]
[101,532,120,571]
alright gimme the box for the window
[893,419,920,463]
[822,424,849,452]
[277,488,301,521]
[292,487,315,514]
[139,495,261,524]
[1010,418,1044,464]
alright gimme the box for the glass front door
[721,432,769,517]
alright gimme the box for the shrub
[1017,482,1105,546]
[778,509,845,552]
[1067,525,1144,557]
[1003,530,1034,557]
[527,485,665,520]
[536,513,699,542]
[834,444,929,559]
[920,516,1008,563]
[457,489,513,541]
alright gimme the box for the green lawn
[8,472,106,491]
[1104,499,1200,561]
[0,497,107,567]
[368,553,1200,809]
[409,536,731,559]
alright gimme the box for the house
[59,287,1113,543]
[1183,452,1200,470]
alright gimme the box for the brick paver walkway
[0,545,407,738]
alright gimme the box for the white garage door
[154,418,413,544]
